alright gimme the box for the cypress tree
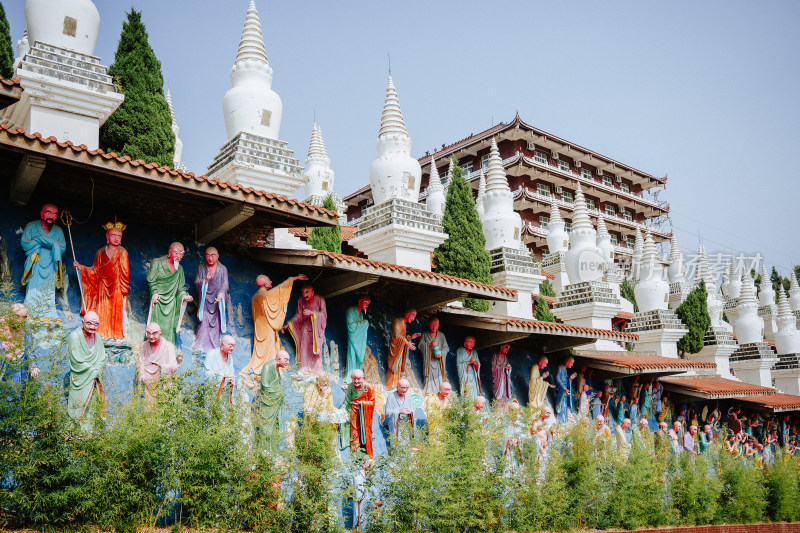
[0,2,13,80]
[433,161,492,312]
[307,195,342,253]
[675,280,711,357]
[100,10,174,167]
[539,279,555,298]
[534,295,555,322]
[621,278,639,312]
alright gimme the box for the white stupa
[443,158,455,196]
[758,264,778,341]
[634,232,668,312]
[772,288,800,395]
[667,234,691,308]
[542,202,570,296]
[596,217,614,264]
[350,76,446,270]
[480,139,523,250]
[726,257,742,300]
[729,272,776,388]
[475,169,486,218]
[425,156,445,217]
[302,122,344,212]
[165,90,186,171]
[631,228,644,280]
[6,0,124,198]
[207,1,303,195]
[789,271,800,313]
[564,184,604,284]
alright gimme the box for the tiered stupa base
[686,327,738,379]
[758,306,777,341]
[207,132,304,197]
[553,281,623,351]
[669,281,691,309]
[772,353,800,395]
[488,247,545,320]
[626,309,688,358]
[729,341,778,388]
[349,198,447,271]
[542,251,569,296]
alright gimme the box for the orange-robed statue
[74,219,129,340]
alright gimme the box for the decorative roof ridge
[0,123,338,219]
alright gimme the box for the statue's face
[168,245,185,263]
[221,337,235,355]
[500,344,510,355]
[397,381,409,396]
[565,358,574,369]
[301,287,314,302]
[539,358,548,369]
[83,315,99,335]
[257,275,272,289]
[106,230,122,247]
[358,298,370,312]
[439,383,451,398]
[40,205,58,225]
[352,372,364,389]
[428,320,439,334]
[404,310,417,323]
[276,353,290,369]
[205,248,219,267]
[464,338,475,350]
[146,325,161,344]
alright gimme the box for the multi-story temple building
[344,114,670,261]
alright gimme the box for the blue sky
[6,1,800,277]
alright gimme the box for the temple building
[344,114,670,262]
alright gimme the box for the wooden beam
[11,153,46,205]
[475,331,530,350]
[318,272,379,299]
[409,289,466,312]
[195,203,255,244]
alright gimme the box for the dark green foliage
[602,440,667,529]
[290,417,341,532]
[669,450,721,525]
[717,452,766,523]
[100,10,174,167]
[0,2,13,79]
[240,455,291,532]
[676,280,711,356]
[751,268,761,291]
[561,423,602,528]
[433,161,492,312]
[620,278,639,312]
[764,451,800,522]
[771,266,791,296]
[307,195,343,253]
[534,295,555,322]
[539,278,555,297]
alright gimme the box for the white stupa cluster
[8,0,800,399]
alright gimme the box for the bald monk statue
[192,247,229,352]
[67,311,106,426]
[146,242,193,344]
[137,322,178,407]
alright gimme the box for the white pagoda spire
[480,138,522,250]
[632,227,644,280]
[564,183,603,283]
[667,233,685,284]
[790,270,800,312]
[222,0,283,141]
[303,122,336,202]
[475,168,487,218]
[425,156,445,217]
[546,203,568,254]
[635,230,669,312]
[733,271,763,344]
[368,76,421,204]
[758,264,776,308]
[727,257,742,299]
[165,89,185,171]
[443,157,455,194]
[775,288,800,355]
[596,217,614,263]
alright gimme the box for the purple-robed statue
[192,247,229,352]
[491,343,513,406]
[283,283,327,374]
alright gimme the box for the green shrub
[764,450,800,522]
[669,449,721,525]
[717,451,766,523]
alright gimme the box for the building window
[540,215,550,229]
[565,222,572,232]
[581,168,592,180]
[626,236,636,248]
[462,161,473,175]
[481,154,490,171]
[537,183,551,197]
[558,160,571,173]
[610,234,618,245]
[620,182,630,193]
[605,204,616,216]
[534,151,548,165]
[623,210,633,222]
[603,176,614,188]
[561,190,573,203]
[586,198,596,210]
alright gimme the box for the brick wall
[604,523,800,533]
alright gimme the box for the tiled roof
[289,226,357,242]
[735,393,800,412]
[0,124,338,223]
[542,271,555,280]
[260,249,517,300]
[661,376,777,398]
[0,78,22,108]
[503,317,639,342]
[573,351,716,372]
[615,311,635,320]
[539,294,557,305]
[0,78,20,88]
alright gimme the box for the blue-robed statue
[345,297,371,377]
[21,204,66,319]
[555,356,576,423]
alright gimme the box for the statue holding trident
[146,242,192,345]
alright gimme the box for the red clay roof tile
[573,351,715,371]
[661,376,777,397]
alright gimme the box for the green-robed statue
[146,242,193,344]
[259,350,290,451]
[67,311,106,425]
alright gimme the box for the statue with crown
[73,218,131,354]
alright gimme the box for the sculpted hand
[183,295,193,303]
[72,261,80,269]
[541,371,549,379]
[429,341,437,347]
[295,274,309,281]
[548,384,556,389]
[152,294,160,304]
[214,294,223,303]
[406,341,416,351]
[400,408,412,415]
[303,309,314,317]
[569,372,577,380]
[31,367,40,378]
[410,333,421,340]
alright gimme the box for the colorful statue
[419,317,449,395]
[74,219,129,340]
[344,369,377,457]
[146,242,193,344]
[491,344,513,406]
[204,335,236,389]
[259,350,290,451]
[192,247,229,352]
[284,283,327,374]
[528,356,553,408]
[424,381,452,440]
[21,204,65,318]
[385,377,426,443]
[243,274,306,376]
[456,336,481,397]
[555,356,576,423]
[137,322,178,406]
[66,311,106,424]
[386,309,420,391]
[345,297,371,376]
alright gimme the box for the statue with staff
[73,218,130,340]
[146,242,193,345]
